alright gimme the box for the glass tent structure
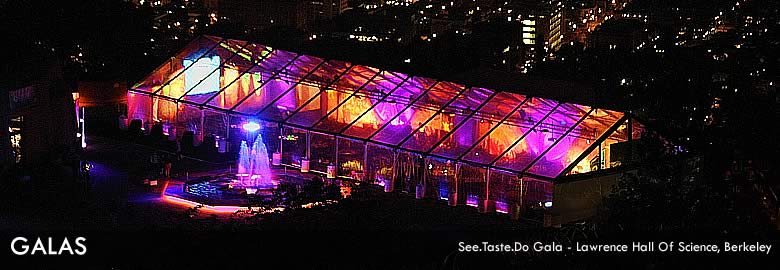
[129,36,643,213]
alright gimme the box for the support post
[333,136,339,178]
[480,169,494,213]
[363,142,369,182]
[273,124,283,166]
[223,112,228,152]
[198,109,205,145]
[510,176,524,220]
[416,155,425,199]
[306,130,311,159]
[300,130,311,173]
[387,150,398,192]
[448,162,460,206]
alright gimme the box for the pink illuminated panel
[230,55,323,114]
[312,70,407,133]
[371,81,463,146]
[400,87,494,152]
[429,92,523,159]
[493,103,590,172]
[525,109,622,178]
[462,97,556,165]
[341,76,437,139]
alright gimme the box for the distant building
[218,0,316,32]
[0,58,78,169]
[511,0,564,51]
[509,0,564,71]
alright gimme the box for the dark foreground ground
[1,136,776,269]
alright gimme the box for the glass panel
[400,87,493,152]
[365,143,394,186]
[311,70,406,133]
[281,126,308,167]
[132,36,221,94]
[371,82,461,146]
[341,77,436,139]
[307,66,380,132]
[424,157,456,201]
[127,92,153,124]
[268,61,352,124]
[566,113,629,176]
[255,49,299,75]
[337,138,365,180]
[522,177,553,210]
[180,43,271,105]
[312,89,376,133]
[287,88,351,128]
[305,59,353,86]
[202,110,229,153]
[460,165,486,208]
[568,143,601,175]
[309,132,335,173]
[230,56,323,114]
[493,103,589,172]
[226,114,248,153]
[489,169,521,214]
[430,92,524,159]
[370,71,407,94]
[631,119,644,140]
[175,104,204,146]
[163,40,250,103]
[332,65,379,91]
[463,97,555,165]
[526,109,621,178]
[395,152,424,193]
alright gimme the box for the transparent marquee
[128,36,643,207]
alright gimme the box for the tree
[596,132,769,234]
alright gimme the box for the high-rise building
[509,0,564,72]
[515,0,564,54]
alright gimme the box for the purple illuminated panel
[493,103,589,172]
[400,87,492,152]
[526,109,622,178]
[430,92,522,159]
[463,97,556,165]
[310,66,385,132]
[466,195,479,207]
[371,82,462,146]
[258,58,349,121]
[327,70,408,131]
[495,201,509,213]
[342,77,437,139]
[215,50,307,111]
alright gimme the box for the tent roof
[130,36,642,180]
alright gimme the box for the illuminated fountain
[236,133,277,193]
